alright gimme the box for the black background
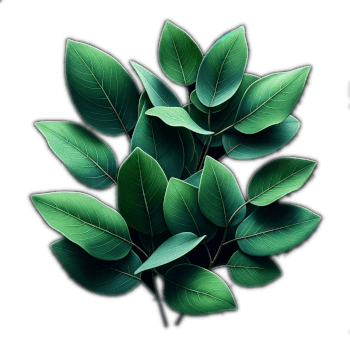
[6,1,350,346]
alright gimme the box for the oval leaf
[66,40,139,135]
[135,233,206,273]
[159,21,203,86]
[227,250,281,287]
[31,192,132,260]
[234,67,311,134]
[236,204,321,256]
[164,264,236,315]
[36,121,117,189]
[118,148,168,235]
[190,90,230,114]
[52,239,141,295]
[196,26,248,107]
[248,157,317,206]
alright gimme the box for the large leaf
[118,148,168,235]
[52,239,141,295]
[32,192,131,260]
[130,61,181,107]
[131,104,184,179]
[248,157,317,206]
[178,128,195,179]
[234,67,311,134]
[227,250,281,287]
[164,178,217,241]
[236,204,321,256]
[222,115,300,159]
[146,107,213,135]
[184,169,203,187]
[36,121,117,189]
[66,40,139,136]
[190,90,230,114]
[196,26,248,107]
[159,21,203,86]
[163,264,236,315]
[135,233,206,273]
[199,157,246,227]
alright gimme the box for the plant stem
[204,242,213,265]
[209,226,227,269]
[175,314,184,326]
[152,270,168,327]
[198,135,213,170]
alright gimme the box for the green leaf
[236,204,321,256]
[118,148,168,235]
[159,21,203,86]
[178,128,195,179]
[139,230,172,254]
[227,250,281,287]
[66,40,139,136]
[36,121,117,189]
[146,107,213,135]
[199,157,246,227]
[135,233,206,273]
[52,239,141,295]
[222,115,300,159]
[164,178,217,241]
[31,192,131,260]
[163,264,236,315]
[248,157,317,206]
[138,91,153,116]
[155,256,189,275]
[130,61,181,107]
[196,26,248,107]
[131,104,184,179]
[234,67,311,134]
[190,90,230,114]
[184,169,203,187]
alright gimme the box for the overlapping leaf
[184,169,203,187]
[178,128,195,179]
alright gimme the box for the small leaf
[184,169,203,187]
[146,107,213,135]
[178,128,196,179]
[159,21,203,86]
[36,121,117,189]
[227,251,281,287]
[118,148,168,235]
[52,239,141,295]
[190,90,230,114]
[31,192,131,260]
[163,264,236,315]
[135,233,206,273]
[155,256,189,275]
[236,204,321,256]
[131,61,181,107]
[248,157,317,206]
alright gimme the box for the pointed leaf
[52,239,141,295]
[36,121,117,189]
[135,233,206,273]
[236,204,321,256]
[66,40,139,135]
[31,192,131,260]
[118,148,168,235]
[184,169,203,187]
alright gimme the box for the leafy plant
[31,21,321,327]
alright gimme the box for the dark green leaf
[190,90,230,114]
[184,169,203,187]
[178,128,195,179]
[155,256,189,275]
[138,91,153,116]
[139,230,172,254]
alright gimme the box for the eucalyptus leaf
[135,233,206,273]
[36,121,117,189]
[164,264,236,315]
[248,157,317,206]
[52,239,141,295]
[118,148,168,235]
[184,169,203,187]
[66,40,139,136]
[236,204,321,256]
[31,192,132,260]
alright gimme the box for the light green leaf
[184,169,203,187]
[164,178,217,241]
[131,104,184,179]
[199,157,246,227]
[66,40,139,136]
[222,115,300,159]
[130,61,181,107]
[52,239,141,295]
[159,21,203,86]
[178,128,195,179]
[31,192,131,260]
[227,251,281,287]
[234,67,311,134]
[135,233,206,273]
[118,148,168,235]
[248,157,317,206]
[146,107,213,135]
[196,26,248,107]
[236,204,321,256]
[164,264,236,315]
[190,90,230,114]
[36,121,117,189]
